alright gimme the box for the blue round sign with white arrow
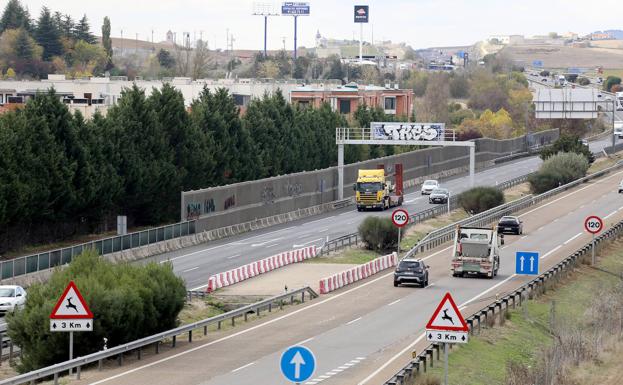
[280,345,316,383]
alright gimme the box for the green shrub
[7,250,186,372]
[458,186,505,214]
[578,77,590,86]
[540,134,594,164]
[358,216,398,252]
[529,152,589,194]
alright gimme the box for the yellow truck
[354,167,404,211]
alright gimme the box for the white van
[615,121,623,139]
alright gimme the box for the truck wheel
[357,207,362,212]
[393,280,399,287]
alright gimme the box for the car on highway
[497,216,523,235]
[619,179,623,194]
[541,78,548,82]
[581,139,589,147]
[0,286,26,314]
[420,180,439,195]
[393,258,429,287]
[429,188,449,204]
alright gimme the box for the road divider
[206,246,317,293]
[319,253,398,294]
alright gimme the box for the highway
[78,151,623,385]
[145,138,611,291]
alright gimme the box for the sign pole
[447,192,450,214]
[359,22,363,62]
[69,331,74,376]
[444,342,448,385]
[592,233,595,265]
[397,226,401,255]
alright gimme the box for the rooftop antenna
[252,2,279,57]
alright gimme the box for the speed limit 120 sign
[392,209,409,227]
[584,216,604,234]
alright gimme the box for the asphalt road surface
[79,152,623,385]
[146,138,611,290]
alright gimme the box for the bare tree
[192,39,210,80]
[420,73,450,123]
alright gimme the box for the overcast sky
[20,0,623,50]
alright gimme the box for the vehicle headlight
[0,303,10,306]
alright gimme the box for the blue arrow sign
[280,346,316,383]
[516,252,539,275]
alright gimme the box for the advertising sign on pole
[281,2,310,15]
[354,5,369,23]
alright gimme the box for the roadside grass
[587,152,623,174]
[304,248,380,264]
[601,69,623,80]
[502,182,530,202]
[412,237,623,385]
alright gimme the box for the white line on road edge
[160,244,229,264]
[605,210,618,219]
[346,317,362,325]
[251,237,284,247]
[293,238,323,248]
[231,362,255,373]
[387,299,401,306]
[182,267,199,273]
[264,243,280,248]
[563,233,583,245]
[296,337,314,345]
[226,254,241,260]
[541,245,562,259]
[421,246,453,261]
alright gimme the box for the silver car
[421,180,439,195]
[0,286,26,314]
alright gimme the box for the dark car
[429,188,449,204]
[393,258,429,287]
[497,216,523,235]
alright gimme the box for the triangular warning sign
[49,281,93,319]
[426,292,468,332]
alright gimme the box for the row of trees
[0,86,362,253]
[0,0,112,78]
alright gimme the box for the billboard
[354,5,369,23]
[371,122,445,141]
[532,60,543,67]
[281,2,310,15]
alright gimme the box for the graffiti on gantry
[261,187,276,205]
[186,202,201,220]
[285,183,303,197]
[224,195,236,210]
[204,198,216,214]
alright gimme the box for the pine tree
[0,0,31,33]
[34,7,63,60]
[73,15,96,44]
[14,27,33,60]
[101,17,113,70]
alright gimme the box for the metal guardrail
[320,173,532,256]
[404,161,623,259]
[0,286,318,385]
[385,218,623,385]
[0,221,197,282]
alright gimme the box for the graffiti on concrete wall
[285,183,303,197]
[186,202,201,220]
[204,198,216,214]
[261,187,276,205]
[224,195,236,210]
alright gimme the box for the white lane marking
[346,317,362,325]
[160,244,229,264]
[519,170,623,218]
[88,268,398,384]
[338,366,349,370]
[226,254,241,260]
[182,267,199,273]
[619,205,623,211]
[421,246,453,261]
[264,243,280,248]
[190,284,208,291]
[387,299,401,306]
[537,226,544,231]
[605,210,618,219]
[347,221,357,225]
[563,232,583,245]
[358,274,517,385]
[520,235,528,240]
[293,238,323,248]
[319,375,331,379]
[332,368,344,373]
[297,337,314,345]
[251,237,284,247]
[317,228,329,233]
[343,363,354,367]
[541,245,562,259]
[425,283,436,289]
[231,362,255,373]
[356,357,366,360]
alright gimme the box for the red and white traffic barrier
[206,246,317,293]
[318,252,398,294]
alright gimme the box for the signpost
[353,5,369,62]
[515,251,539,275]
[281,2,310,60]
[426,292,469,385]
[280,345,316,383]
[50,281,93,375]
[584,215,603,265]
[392,209,409,255]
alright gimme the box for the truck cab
[451,226,501,279]
[354,167,403,211]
